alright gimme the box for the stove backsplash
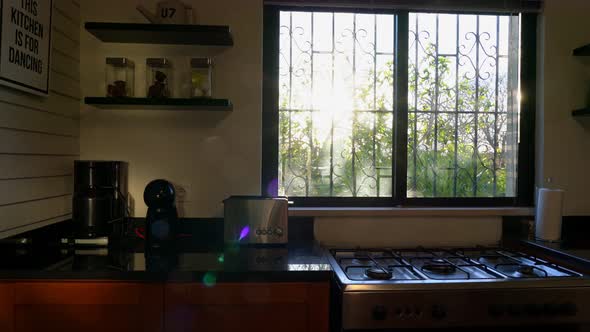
[314,217,502,248]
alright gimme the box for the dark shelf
[85,22,233,46]
[573,108,590,117]
[85,97,232,110]
[573,44,590,56]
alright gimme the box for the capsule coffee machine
[144,179,178,254]
[144,179,178,270]
[72,161,127,244]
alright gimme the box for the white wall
[536,0,590,216]
[80,0,262,218]
[314,217,502,247]
[0,0,80,239]
[77,0,589,246]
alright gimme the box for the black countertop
[0,218,331,282]
[0,240,331,282]
[3,215,586,283]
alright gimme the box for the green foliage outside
[279,44,517,198]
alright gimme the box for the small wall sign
[0,0,52,96]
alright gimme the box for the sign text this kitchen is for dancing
[0,0,52,96]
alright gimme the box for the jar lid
[146,58,172,68]
[106,57,135,68]
[191,58,212,68]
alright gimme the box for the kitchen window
[262,5,536,207]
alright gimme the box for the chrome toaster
[223,196,288,245]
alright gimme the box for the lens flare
[266,178,278,196]
[238,226,250,241]
[203,272,217,287]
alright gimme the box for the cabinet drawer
[165,282,329,332]
[12,282,163,332]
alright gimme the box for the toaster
[223,196,288,245]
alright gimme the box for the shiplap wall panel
[0,214,72,239]
[52,51,81,80]
[50,70,80,99]
[0,101,79,136]
[0,155,75,179]
[52,9,80,43]
[52,30,80,61]
[0,176,73,206]
[0,195,72,232]
[0,129,79,155]
[0,0,80,238]
[54,0,81,22]
[46,93,80,118]
[0,88,79,118]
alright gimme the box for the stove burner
[517,265,536,276]
[365,267,393,280]
[422,258,457,274]
[354,251,370,259]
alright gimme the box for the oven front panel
[342,287,590,330]
[345,326,589,332]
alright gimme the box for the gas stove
[328,246,590,331]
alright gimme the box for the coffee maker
[72,161,127,239]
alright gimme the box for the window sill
[288,207,534,218]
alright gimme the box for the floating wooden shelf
[85,97,233,110]
[572,108,590,117]
[85,22,233,46]
[573,44,590,56]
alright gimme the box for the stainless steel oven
[328,247,590,331]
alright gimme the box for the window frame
[262,5,536,208]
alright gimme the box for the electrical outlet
[175,183,191,202]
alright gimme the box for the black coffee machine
[72,161,127,239]
[144,179,178,254]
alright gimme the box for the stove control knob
[431,305,447,320]
[372,305,387,321]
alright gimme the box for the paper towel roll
[535,188,564,241]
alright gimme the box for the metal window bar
[408,13,516,198]
[279,11,395,197]
[279,11,517,199]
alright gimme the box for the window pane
[407,13,520,198]
[278,11,396,197]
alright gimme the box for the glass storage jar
[146,58,172,98]
[105,57,134,97]
[191,58,212,98]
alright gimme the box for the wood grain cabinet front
[9,282,163,332]
[0,283,14,332]
[165,282,330,332]
[0,281,330,332]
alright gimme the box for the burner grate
[407,254,502,280]
[331,247,582,282]
[464,249,582,278]
[334,249,425,281]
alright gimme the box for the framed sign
[0,0,52,96]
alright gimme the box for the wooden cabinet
[0,281,329,332]
[8,282,163,332]
[165,282,330,332]
[0,283,14,332]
